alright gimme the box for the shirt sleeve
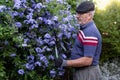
[77,30,98,57]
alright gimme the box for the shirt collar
[80,20,94,30]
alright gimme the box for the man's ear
[88,12,91,17]
[87,12,92,20]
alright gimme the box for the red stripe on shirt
[77,30,98,46]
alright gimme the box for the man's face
[76,12,91,25]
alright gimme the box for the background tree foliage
[94,1,120,62]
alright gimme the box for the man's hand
[54,58,63,67]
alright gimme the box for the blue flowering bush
[0,4,23,79]
[0,0,78,80]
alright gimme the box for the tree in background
[94,0,120,62]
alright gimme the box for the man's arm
[55,56,93,67]
[66,56,93,67]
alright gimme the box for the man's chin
[79,22,83,25]
[78,21,81,24]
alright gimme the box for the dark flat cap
[76,1,95,14]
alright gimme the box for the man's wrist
[61,60,67,66]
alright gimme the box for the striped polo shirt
[71,21,102,65]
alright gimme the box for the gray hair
[89,11,95,18]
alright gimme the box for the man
[55,1,102,80]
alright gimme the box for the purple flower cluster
[18,69,24,75]
[0,5,6,12]
[3,0,79,78]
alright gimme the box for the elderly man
[55,1,102,80]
